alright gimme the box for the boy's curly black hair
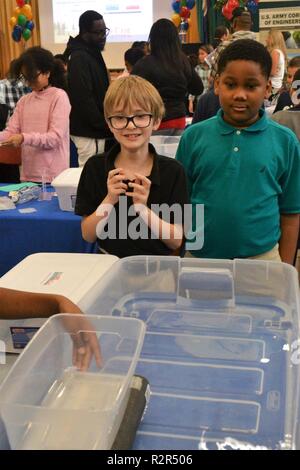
[218,39,272,79]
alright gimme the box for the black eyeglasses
[89,27,110,38]
[19,71,42,82]
[108,114,153,130]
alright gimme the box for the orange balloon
[9,16,17,27]
[21,4,33,20]
[14,7,21,16]
[171,13,181,28]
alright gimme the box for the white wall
[38,0,173,69]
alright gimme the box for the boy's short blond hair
[104,75,165,122]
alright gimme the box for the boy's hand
[126,173,151,208]
[0,134,24,147]
[106,168,127,205]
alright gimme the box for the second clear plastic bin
[78,256,300,450]
[0,314,146,450]
[150,135,181,158]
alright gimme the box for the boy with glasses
[75,75,188,257]
[64,10,113,167]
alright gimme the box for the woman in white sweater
[266,29,287,93]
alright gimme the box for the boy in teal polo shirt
[176,39,300,263]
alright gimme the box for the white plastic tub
[52,168,82,211]
[0,253,118,353]
[0,314,146,450]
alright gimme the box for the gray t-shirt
[271,110,300,140]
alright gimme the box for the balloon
[172,1,180,14]
[14,7,21,16]
[21,4,33,20]
[228,0,240,12]
[22,28,32,41]
[171,13,181,27]
[26,20,34,31]
[182,21,189,31]
[9,16,17,27]
[12,25,22,42]
[10,1,35,42]
[180,6,191,19]
[17,14,27,27]
[246,0,258,15]
[14,24,23,34]
[12,31,21,42]
[222,3,233,20]
[186,0,196,9]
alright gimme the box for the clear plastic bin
[150,135,181,158]
[80,256,300,450]
[0,314,146,450]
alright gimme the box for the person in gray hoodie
[207,7,257,81]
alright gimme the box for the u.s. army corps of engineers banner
[259,6,300,29]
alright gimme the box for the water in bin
[150,135,181,158]
[0,315,146,450]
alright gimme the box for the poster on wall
[53,0,153,43]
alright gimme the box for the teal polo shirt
[176,109,300,259]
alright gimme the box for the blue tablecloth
[0,189,95,277]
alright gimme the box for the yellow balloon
[9,16,17,28]
[171,13,181,28]
[21,4,33,20]
[14,7,21,17]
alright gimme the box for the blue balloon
[246,0,258,15]
[186,0,196,9]
[26,20,35,31]
[172,1,180,14]
[13,24,23,41]
[14,24,23,33]
[12,29,22,42]
[182,21,189,31]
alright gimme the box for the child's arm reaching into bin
[0,288,102,371]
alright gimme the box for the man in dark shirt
[64,10,113,167]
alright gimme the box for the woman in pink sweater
[0,47,70,183]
